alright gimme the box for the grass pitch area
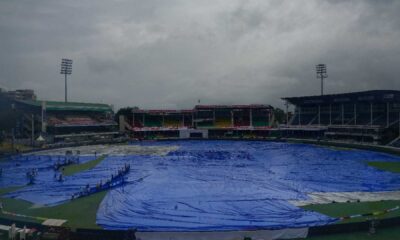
[302,200,400,224]
[63,154,107,176]
[0,186,24,196]
[302,200,400,239]
[0,190,107,229]
[0,154,110,229]
[367,161,400,173]
[0,142,32,156]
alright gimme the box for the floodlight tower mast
[60,58,73,102]
[316,64,327,95]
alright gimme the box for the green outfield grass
[302,200,400,224]
[0,155,109,229]
[0,184,107,229]
[0,186,24,196]
[0,191,107,229]
[301,200,400,239]
[367,161,400,173]
[63,154,107,176]
[0,189,398,238]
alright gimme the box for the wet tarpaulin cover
[1,141,400,231]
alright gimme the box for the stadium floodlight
[316,64,327,95]
[60,58,73,102]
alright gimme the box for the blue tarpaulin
[1,141,400,231]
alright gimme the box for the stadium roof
[17,100,113,112]
[133,109,194,114]
[130,104,273,114]
[283,90,400,105]
[195,104,273,110]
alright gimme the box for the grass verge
[0,186,25,196]
[367,161,400,173]
[63,155,107,176]
[0,142,32,154]
[302,200,400,239]
[302,200,400,224]
[0,155,109,229]
[0,190,107,229]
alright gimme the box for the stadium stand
[2,89,36,101]
[283,90,400,144]
[41,101,118,142]
[0,90,41,140]
[128,110,193,130]
[121,105,273,129]
[194,108,214,128]
[0,89,119,144]
[215,119,231,128]
[119,105,274,139]
[194,105,273,129]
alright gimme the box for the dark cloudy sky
[1,0,400,110]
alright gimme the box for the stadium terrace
[1,88,400,240]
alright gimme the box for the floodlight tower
[316,64,327,95]
[60,58,73,102]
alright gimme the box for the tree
[273,108,286,124]
[114,107,139,122]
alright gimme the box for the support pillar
[298,107,301,125]
[213,110,216,125]
[354,103,357,125]
[341,104,344,125]
[387,102,390,128]
[268,111,271,127]
[318,105,321,126]
[231,110,234,127]
[31,114,34,146]
[192,112,195,128]
[132,111,135,127]
[41,101,46,133]
[249,109,253,127]
[285,101,289,127]
[143,114,145,127]
[329,104,332,125]
[119,115,126,133]
[370,102,373,125]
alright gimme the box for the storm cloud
[1,0,400,110]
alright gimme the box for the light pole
[316,64,327,95]
[60,58,73,102]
